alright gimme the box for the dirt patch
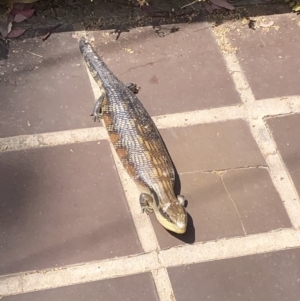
[206,2,293,53]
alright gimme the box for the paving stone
[91,21,241,117]
[227,13,300,100]
[1,273,158,301]
[150,168,290,248]
[222,168,291,234]
[0,25,97,138]
[147,120,284,248]
[169,248,300,301]
[160,119,266,173]
[149,172,245,248]
[266,113,300,196]
[0,141,141,275]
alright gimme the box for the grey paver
[91,20,241,117]
[0,141,141,275]
[160,120,266,173]
[0,25,97,138]
[150,167,291,249]
[147,120,290,248]
[222,168,291,234]
[169,248,300,301]
[1,273,158,301]
[150,172,245,248]
[227,13,300,100]
[266,113,300,196]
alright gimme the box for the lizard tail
[78,36,115,85]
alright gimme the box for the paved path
[1,4,300,301]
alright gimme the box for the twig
[110,28,130,40]
[27,51,43,57]
[181,0,201,9]
[181,19,193,30]
[193,25,211,31]
[148,10,196,18]
[41,23,62,41]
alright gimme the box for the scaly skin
[79,37,187,234]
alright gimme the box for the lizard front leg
[126,83,140,94]
[90,94,105,122]
[139,193,154,214]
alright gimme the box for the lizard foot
[126,83,140,94]
[91,94,105,122]
[139,193,154,214]
[90,112,102,122]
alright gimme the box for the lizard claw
[90,113,101,122]
[126,83,140,94]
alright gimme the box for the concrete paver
[0,141,141,275]
[0,25,97,138]
[91,20,241,116]
[266,113,300,196]
[1,273,158,301]
[1,3,300,301]
[160,120,266,172]
[150,171,245,248]
[151,166,291,249]
[222,168,291,234]
[227,14,300,100]
[168,248,300,301]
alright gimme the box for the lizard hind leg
[90,94,105,122]
[139,193,154,214]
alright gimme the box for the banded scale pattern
[79,38,175,201]
[79,37,187,233]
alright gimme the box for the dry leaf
[14,13,28,22]
[203,2,213,13]
[7,20,12,34]
[137,0,148,6]
[123,47,134,53]
[12,2,35,10]
[10,8,35,18]
[293,3,300,11]
[0,4,35,37]
[0,14,13,37]
[211,4,223,10]
[210,0,235,10]
[6,28,26,37]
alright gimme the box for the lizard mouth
[173,219,188,234]
[156,210,187,234]
[176,221,187,230]
[167,221,187,234]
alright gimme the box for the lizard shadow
[155,132,196,244]
[168,160,196,244]
[166,210,195,244]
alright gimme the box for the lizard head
[157,198,187,234]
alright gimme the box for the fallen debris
[0,0,36,38]
[181,0,235,13]
[41,23,62,41]
[259,20,275,28]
